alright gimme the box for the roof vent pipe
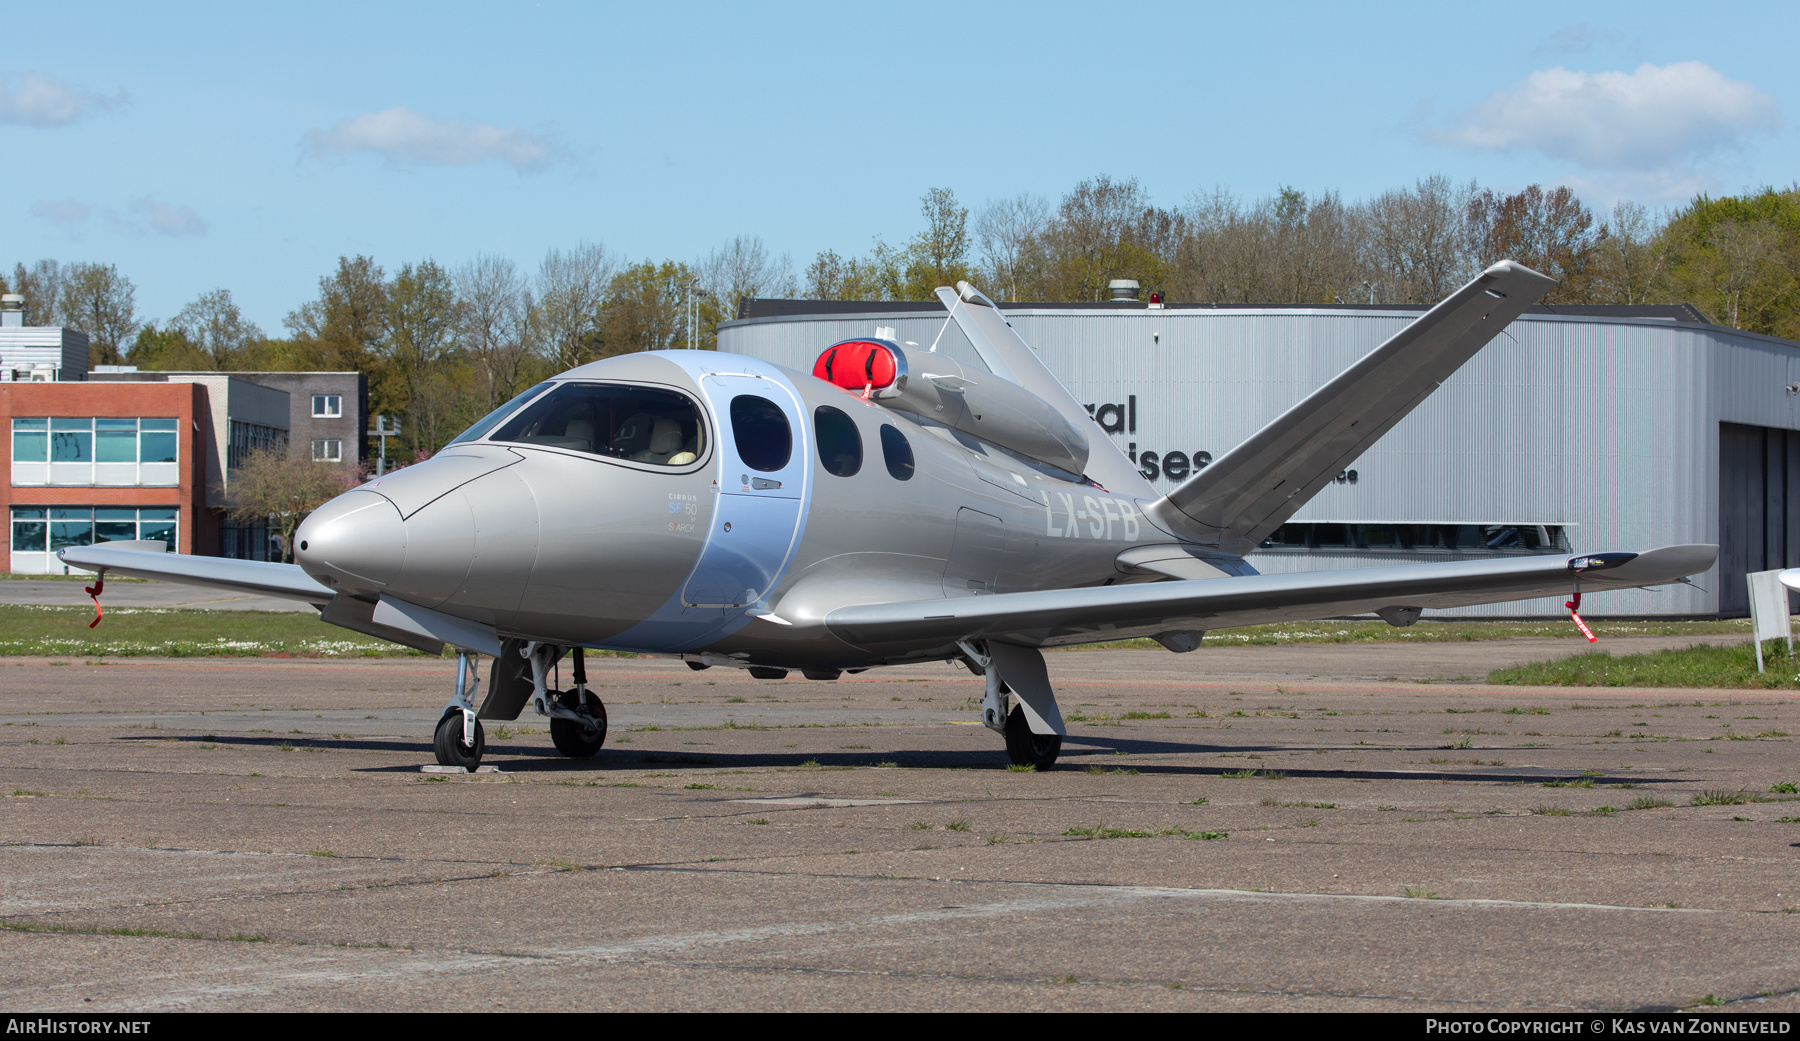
[1108,279,1140,301]
[0,294,22,328]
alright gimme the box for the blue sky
[3,0,1795,330]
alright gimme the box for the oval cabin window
[880,424,914,481]
[730,395,792,472]
[813,406,862,477]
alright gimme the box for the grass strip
[1488,640,1800,690]
[1064,618,1753,650]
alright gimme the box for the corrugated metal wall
[720,309,1800,618]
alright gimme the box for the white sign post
[1746,569,1794,673]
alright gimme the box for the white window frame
[312,395,343,419]
[312,439,343,463]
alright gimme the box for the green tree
[1659,188,1800,336]
[127,324,212,370]
[169,288,264,369]
[383,259,461,454]
[285,256,389,372]
[602,260,706,354]
[61,263,138,367]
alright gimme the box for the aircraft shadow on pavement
[115,732,1676,785]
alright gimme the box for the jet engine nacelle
[813,338,1090,477]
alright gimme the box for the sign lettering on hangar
[1085,395,1359,486]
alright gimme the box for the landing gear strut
[526,643,609,759]
[961,640,1066,770]
[433,650,486,769]
[549,648,608,758]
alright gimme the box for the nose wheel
[434,708,485,769]
[550,688,608,758]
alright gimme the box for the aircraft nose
[295,489,407,596]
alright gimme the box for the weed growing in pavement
[945,819,972,832]
[1770,782,1798,794]
[1085,766,1139,775]
[1531,806,1571,816]
[1183,797,1209,805]
[1693,790,1754,806]
[308,849,337,858]
[1120,711,1170,719]
[1404,885,1440,899]
[1005,763,1036,773]
[1188,831,1228,841]
[749,819,769,825]
[1543,778,1595,788]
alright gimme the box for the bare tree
[455,253,531,411]
[1593,200,1671,305]
[803,249,880,300]
[172,289,264,369]
[225,445,358,563]
[530,242,615,370]
[1359,176,1475,303]
[975,193,1051,301]
[699,236,795,316]
[9,260,65,326]
[1043,175,1158,301]
[59,263,138,366]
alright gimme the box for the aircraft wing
[935,281,1155,497]
[57,545,336,605]
[824,544,1715,652]
[1146,261,1558,555]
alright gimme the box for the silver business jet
[63,262,1716,770]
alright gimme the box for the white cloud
[130,198,207,237]
[31,198,92,225]
[1433,61,1782,171]
[1531,23,1625,57]
[303,106,561,172]
[0,72,126,127]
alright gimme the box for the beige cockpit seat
[633,417,692,464]
[562,418,595,453]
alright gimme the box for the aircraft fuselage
[295,349,1187,671]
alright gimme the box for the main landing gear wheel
[551,689,608,758]
[433,710,485,770]
[1003,706,1061,770]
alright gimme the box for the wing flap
[825,545,1715,651]
[58,545,336,604]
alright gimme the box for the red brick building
[5,381,217,573]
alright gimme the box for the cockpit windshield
[487,382,707,466]
[447,382,553,446]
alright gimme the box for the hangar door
[1718,422,1800,617]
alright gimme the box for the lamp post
[688,277,710,351]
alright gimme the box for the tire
[1003,705,1061,770]
[550,689,608,758]
[433,710,485,770]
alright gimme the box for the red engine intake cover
[813,340,897,392]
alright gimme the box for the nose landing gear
[433,650,487,769]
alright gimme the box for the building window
[9,506,177,573]
[312,394,343,418]
[1257,523,1571,555]
[227,421,286,471]
[312,439,342,462]
[11,417,179,487]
